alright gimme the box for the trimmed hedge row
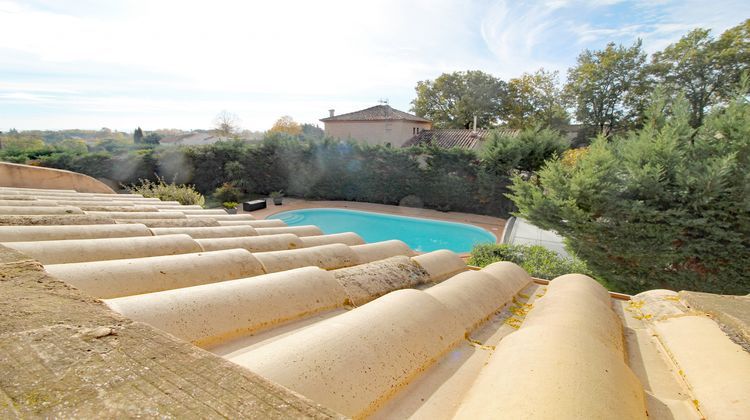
[175,138,516,217]
[24,129,569,218]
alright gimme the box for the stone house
[320,104,432,147]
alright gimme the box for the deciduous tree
[411,70,507,129]
[213,111,242,137]
[502,69,569,130]
[57,139,88,154]
[651,20,750,127]
[565,41,648,136]
[716,19,750,89]
[0,134,44,151]
[269,115,302,136]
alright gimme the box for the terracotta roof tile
[402,128,519,150]
[320,105,431,123]
[2,180,748,419]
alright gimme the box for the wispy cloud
[479,0,748,74]
[0,0,747,130]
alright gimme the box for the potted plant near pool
[222,201,238,214]
[269,190,284,205]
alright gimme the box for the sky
[0,0,748,132]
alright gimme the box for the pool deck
[242,198,506,244]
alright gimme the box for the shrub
[481,126,570,175]
[468,243,595,282]
[222,201,238,209]
[560,147,589,167]
[508,94,750,294]
[213,182,242,203]
[126,176,205,206]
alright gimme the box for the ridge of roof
[402,128,519,149]
[320,105,431,123]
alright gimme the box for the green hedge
[34,149,158,186]
[468,243,604,285]
[171,137,520,217]
[3,128,569,218]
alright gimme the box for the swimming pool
[268,208,497,253]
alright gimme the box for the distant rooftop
[320,105,431,123]
[403,128,518,150]
[160,131,229,146]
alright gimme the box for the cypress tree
[509,94,750,294]
[134,127,143,144]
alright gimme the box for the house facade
[320,105,432,147]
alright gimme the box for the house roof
[1,181,749,419]
[160,132,229,145]
[402,128,519,150]
[320,105,431,123]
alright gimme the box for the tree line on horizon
[0,18,747,296]
[411,19,750,140]
[3,19,746,151]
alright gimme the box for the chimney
[473,115,477,132]
[329,109,335,118]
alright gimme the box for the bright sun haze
[1,0,748,131]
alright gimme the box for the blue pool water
[268,208,496,253]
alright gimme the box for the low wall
[0,162,115,193]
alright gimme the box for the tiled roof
[320,105,431,123]
[161,132,229,145]
[1,182,749,419]
[402,128,519,150]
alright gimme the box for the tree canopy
[141,132,162,145]
[564,40,648,136]
[269,115,302,136]
[133,127,144,144]
[301,123,324,138]
[410,20,748,140]
[508,94,750,294]
[213,110,242,137]
[502,69,569,130]
[651,20,750,128]
[411,70,507,129]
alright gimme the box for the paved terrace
[502,217,569,258]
